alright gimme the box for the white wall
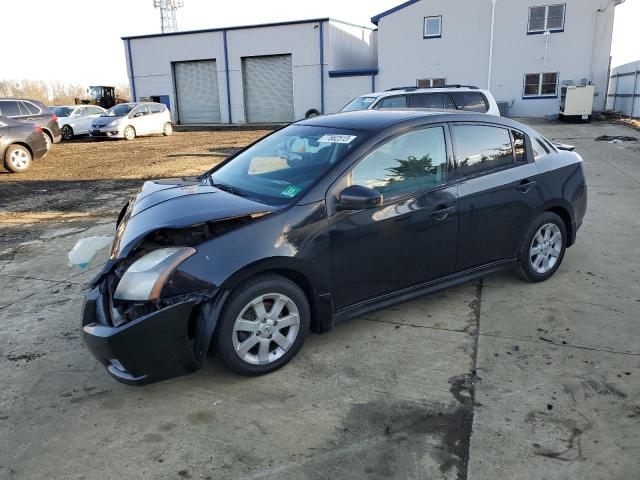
[607,60,640,117]
[326,21,377,71]
[325,75,376,113]
[125,18,378,123]
[375,0,618,117]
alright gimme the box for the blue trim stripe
[319,21,325,115]
[126,39,137,101]
[328,68,379,78]
[371,0,422,25]
[223,30,232,123]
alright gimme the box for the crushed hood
[110,177,274,260]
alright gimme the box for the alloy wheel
[232,293,301,365]
[529,223,562,274]
[9,148,30,170]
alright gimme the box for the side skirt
[332,259,516,326]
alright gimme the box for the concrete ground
[0,120,638,480]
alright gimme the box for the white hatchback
[341,86,501,116]
[53,105,106,140]
[89,102,173,140]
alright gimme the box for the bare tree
[0,79,130,105]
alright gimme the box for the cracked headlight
[114,247,196,301]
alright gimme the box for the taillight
[51,114,58,122]
[33,125,43,134]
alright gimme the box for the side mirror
[336,185,383,211]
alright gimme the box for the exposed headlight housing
[114,247,196,301]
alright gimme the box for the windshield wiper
[207,176,248,197]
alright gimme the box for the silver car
[89,102,173,140]
[53,105,106,140]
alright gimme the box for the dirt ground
[1,121,639,479]
[0,130,269,247]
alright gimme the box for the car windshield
[102,104,134,117]
[53,107,74,117]
[207,125,366,205]
[341,96,377,112]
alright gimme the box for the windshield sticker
[318,134,357,144]
[281,186,302,198]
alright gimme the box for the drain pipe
[487,0,497,91]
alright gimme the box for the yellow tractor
[75,86,128,109]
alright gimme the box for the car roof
[298,109,528,133]
[358,87,491,100]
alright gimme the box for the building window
[423,16,442,38]
[528,4,565,34]
[417,78,446,88]
[523,72,559,98]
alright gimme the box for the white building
[123,0,623,122]
[373,0,623,117]
[122,18,377,124]
[606,60,640,118]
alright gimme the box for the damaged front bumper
[81,282,218,385]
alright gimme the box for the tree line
[0,79,131,106]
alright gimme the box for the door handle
[517,179,536,192]
[429,204,456,220]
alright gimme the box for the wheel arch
[544,204,574,247]
[5,141,34,158]
[220,258,329,334]
[41,128,54,141]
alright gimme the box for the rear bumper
[81,284,204,385]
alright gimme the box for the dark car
[0,115,48,172]
[0,98,62,150]
[81,110,587,385]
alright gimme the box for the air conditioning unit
[559,85,595,122]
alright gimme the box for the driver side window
[351,126,448,199]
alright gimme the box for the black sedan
[82,110,587,385]
[0,115,48,172]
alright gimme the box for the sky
[1,0,638,86]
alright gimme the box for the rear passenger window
[532,137,550,160]
[0,101,21,117]
[452,125,515,176]
[21,101,40,115]
[450,92,488,112]
[149,103,162,113]
[512,130,526,163]
[376,96,408,109]
[409,93,455,109]
[352,127,448,198]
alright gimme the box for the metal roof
[121,17,373,41]
[371,0,422,25]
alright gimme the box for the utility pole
[153,0,184,33]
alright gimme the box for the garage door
[174,60,221,124]
[242,55,294,123]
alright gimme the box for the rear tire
[514,212,567,282]
[43,132,52,150]
[162,122,173,136]
[61,125,74,141]
[124,126,136,141]
[4,145,32,173]
[214,274,310,376]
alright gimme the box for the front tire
[214,274,310,376]
[514,212,567,282]
[162,122,173,136]
[123,126,136,141]
[61,125,74,141]
[4,145,32,173]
